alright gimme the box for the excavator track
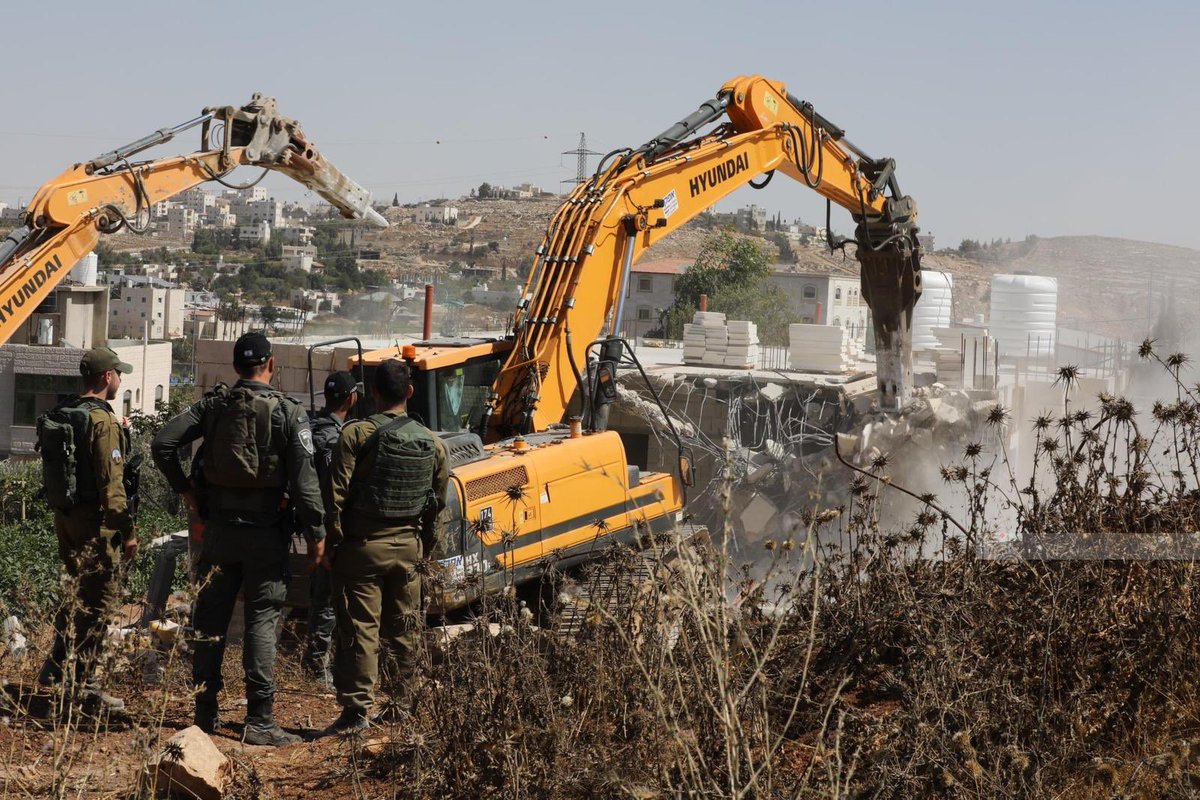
[555,523,708,637]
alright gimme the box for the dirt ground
[0,618,414,799]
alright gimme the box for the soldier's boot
[370,701,411,726]
[194,701,220,734]
[244,699,302,747]
[322,707,369,737]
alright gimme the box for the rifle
[123,452,144,520]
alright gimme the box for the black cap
[233,331,272,367]
[324,370,359,401]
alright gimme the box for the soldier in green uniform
[321,359,448,735]
[36,346,139,713]
[151,332,325,747]
[301,370,359,687]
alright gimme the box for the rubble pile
[719,382,995,547]
[839,384,997,468]
[789,324,860,372]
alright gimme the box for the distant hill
[923,236,1200,341]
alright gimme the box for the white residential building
[282,244,317,272]
[186,290,219,308]
[238,221,271,245]
[736,204,768,231]
[110,285,185,339]
[619,258,691,338]
[178,187,216,215]
[166,205,197,235]
[232,197,284,227]
[768,268,868,341]
[413,204,459,224]
[292,288,340,312]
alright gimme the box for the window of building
[157,312,162,318]
[802,285,817,299]
[122,390,132,416]
[13,374,79,426]
[638,276,653,293]
[834,317,842,326]
[637,307,652,321]
[835,288,842,300]
[155,385,164,408]
[135,389,141,403]
[141,296,146,303]
[141,312,146,318]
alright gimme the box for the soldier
[151,332,325,747]
[301,370,359,687]
[322,359,448,735]
[36,346,139,713]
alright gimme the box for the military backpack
[200,384,286,489]
[36,397,109,512]
[347,414,437,520]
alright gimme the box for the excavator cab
[352,338,512,434]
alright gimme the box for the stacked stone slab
[724,320,760,368]
[683,311,728,365]
[788,323,853,372]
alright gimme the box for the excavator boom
[489,75,920,436]
[0,93,386,346]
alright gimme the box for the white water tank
[911,270,953,351]
[989,273,1057,357]
[70,251,98,286]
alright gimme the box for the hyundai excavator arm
[489,74,921,437]
[0,93,386,346]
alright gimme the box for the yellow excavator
[352,74,923,611]
[0,93,387,346]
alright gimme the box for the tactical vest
[201,384,286,490]
[36,396,112,512]
[347,414,437,521]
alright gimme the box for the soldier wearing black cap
[35,346,138,713]
[151,331,325,746]
[301,370,359,686]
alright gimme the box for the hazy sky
[3,1,1198,250]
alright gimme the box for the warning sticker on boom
[662,189,679,219]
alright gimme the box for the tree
[391,193,399,207]
[260,303,281,331]
[661,232,797,345]
[770,232,795,263]
[477,182,493,200]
